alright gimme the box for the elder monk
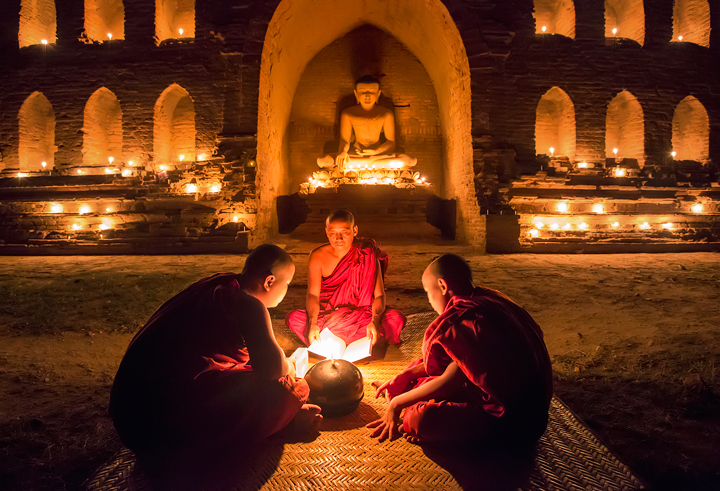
[286,209,406,346]
[110,244,321,460]
[368,254,552,444]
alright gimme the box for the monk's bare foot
[292,404,323,432]
[405,434,422,445]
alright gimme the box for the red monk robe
[391,287,553,443]
[286,238,406,345]
[110,273,308,456]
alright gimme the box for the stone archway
[257,0,478,244]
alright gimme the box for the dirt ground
[0,247,719,490]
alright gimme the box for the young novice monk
[368,254,552,445]
[110,244,321,460]
[286,209,405,346]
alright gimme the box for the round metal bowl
[304,359,364,417]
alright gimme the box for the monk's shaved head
[243,244,293,282]
[425,254,474,291]
[326,209,355,227]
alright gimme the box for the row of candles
[552,201,705,214]
[541,25,689,42]
[37,28,188,46]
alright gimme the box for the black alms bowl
[304,359,364,417]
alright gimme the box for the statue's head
[354,75,381,111]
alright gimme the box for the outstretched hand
[366,321,379,346]
[366,402,403,443]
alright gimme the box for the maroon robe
[286,238,406,345]
[395,287,553,443]
[110,273,308,455]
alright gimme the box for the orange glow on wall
[536,87,576,160]
[83,88,123,168]
[604,0,645,45]
[533,0,576,38]
[672,96,709,162]
[19,92,56,172]
[606,90,644,166]
[85,0,125,43]
[19,0,57,48]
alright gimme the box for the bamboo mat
[85,312,647,491]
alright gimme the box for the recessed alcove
[18,0,57,48]
[533,0,576,38]
[672,96,709,162]
[604,0,645,46]
[672,0,711,47]
[258,0,478,243]
[153,84,196,165]
[84,0,125,42]
[155,0,195,44]
[606,90,644,166]
[289,24,443,192]
[18,92,55,172]
[83,88,123,168]
[535,87,576,159]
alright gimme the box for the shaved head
[426,254,474,289]
[243,244,293,282]
[326,209,355,227]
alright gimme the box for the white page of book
[341,337,372,363]
[307,329,346,360]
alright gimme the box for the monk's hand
[367,401,403,443]
[373,370,412,400]
[366,321,379,346]
[307,324,321,345]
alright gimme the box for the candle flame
[691,203,703,214]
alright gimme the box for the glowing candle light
[592,203,605,214]
[159,165,168,171]
[639,222,651,230]
[662,222,674,230]
[578,222,588,230]
[121,169,132,177]
[612,221,620,228]
[41,39,48,45]
[104,168,114,174]
[99,223,111,230]
[107,33,113,40]
[79,205,91,214]
[198,154,206,161]
[612,27,617,35]
[691,203,703,214]
[179,155,185,161]
[577,162,588,169]
[534,221,544,229]
[420,177,426,183]
[51,204,63,213]
[209,184,221,193]
[72,223,82,231]
[671,151,676,158]
[678,35,683,41]
[612,148,618,156]
[41,161,47,168]
[185,183,198,193]
[108,157,114,164]
[105,207,113,213]
[541,26,547,32]
[16,172,28,178]
[556,201,569,213]
[77,168,84,175]
[550,222,559,231]
[549,147,555,156]
[128,160,134,166]
[562,223,572,230]
[179,28,184,35]
[529,229,539,237]
[233,215,239,223]
[614,168,626,178]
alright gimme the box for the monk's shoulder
[309,244,334,263]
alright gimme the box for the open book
[308,329,372,363]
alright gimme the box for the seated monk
[109,244,321,460]
[286,209,406,346]
[368,254,553,445]
[317,75,416,172]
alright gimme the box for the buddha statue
[317,75,417,173]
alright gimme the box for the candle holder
[304,359,364,417]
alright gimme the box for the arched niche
[153,84,196,165]
[604,0,645,46]
[18,92,56,172]
[155,0,195,44]
[258,0,478,242]
[672,96,709,162]
[289,24,442,191]
[19,0,57,48]
[83,88,123,168]
[85,0,125,42]
[673,0,711,47]
[606,90,644,165]
[535,87,576,160]
[533,0,576,38]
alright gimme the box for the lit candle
[556,201,569,213]
[79,205,91,214]
[16,172,27,178]
[534,221,544,229]
[550,222,559,230]
[639,222,651,230]
[128,160,134,166]
[661,223,673,230]
[121,169,132,177]
[41,161,47,168]
[529,229,539,237]
[549,147,555,156]
[592,203,605,214]
[562,223,571,230]
[233,216,239,223]
[577,162,588,169]
[671,151,676,158]
[104,168,113,174]
[691,203,703,214]
[51,204,63,213]
[198,154,206,161]
[611,221,620,228]
[612,148,618,157]
[99,223,111,230]
[186,183,198,193]
[612,27,618,35]
[179,28,184,36]
[77,169,84,175]
[107,33,113,40]
[108,156,114,164]
[678,35,683,41]
[105,207,113,213]
[614,168,626,178]
[41,39,48,45]
[578,222,588,230]
[541,26,547,32]
[179,155,185,161]
[72,223,81,231]
[209,184,221,193]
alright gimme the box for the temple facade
[0,0,718,253]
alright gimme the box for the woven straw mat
[85,312,646,491]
